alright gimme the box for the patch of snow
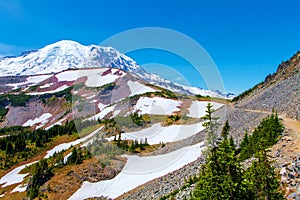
[22,113,52,127]
[69,142,206,199]
[45,117,67,130]
[84,69,125,87]
[56,70,80,82]
[55,68,126,88]
[133,97,181,115]
[6,75,53,90]
[44,126,103,158]
[40,83,53,88]
[187,101,224,118]
[0,161,38,187]
[107,122,205,145]
[127,81,156,97]
[113,110,121,118]
[0,126,103,189]
[64,152,72,164]
[98,103,107,110]
[6,82,27,89]
[27,75,52,84]
[86,105,116,121]
[86,94,95,99]
[11,184,27,193]
[27,85,69,95]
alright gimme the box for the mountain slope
[0,40,231,98]
[234,51,300,120]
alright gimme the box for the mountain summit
[0,40,232,98]
[0,40,142,76]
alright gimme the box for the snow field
[69,142,206,199]
[187,101,224,118]
[45,117,67,130]
[22,113,52,127]
[0,161,38,188]
[133,97,181,115]
[107,122,205,145]
[86,105,116,121]
[27,85,69,95]
[127,81,156,97]
[6,74,52,90]
[39,83,54,88]
[11,184,27,193]
[44,126,103,159]
[55,68,125,87]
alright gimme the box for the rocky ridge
[235,52,300,120]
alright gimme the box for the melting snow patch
[98,103,107,110]
[22,113,52,127]
[108,122,205,144]
[45,117,67,130]
[134,97,181,115]
[127,81,156,96]
[0,127,103,189]
[69,142,206,199]
[40,83,53,88]
[85,70,124,87]
[187,101,224,118]
[11,184,27,193]
[86,105,116,121]
[0,161,38,187]
[56,70,80,82]
[26,75,52,84]
[44,126,103,158]
[27,85,69,95]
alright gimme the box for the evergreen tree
[201,103,219,149]
[221,120,230,140]
[242,149,284,199]
[229,136,236,150]
[5,142,13,154]
[67,147,83,164]
[192,122,245,199]
[239,113,283,160]
[192,119,284,200]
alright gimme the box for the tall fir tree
[192,122,245,199]
[201,103,219,150]
[242,149,284,199]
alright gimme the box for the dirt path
[232,106,299,134]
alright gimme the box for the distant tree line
[231,82,263,102]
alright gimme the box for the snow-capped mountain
[0,40,233,98]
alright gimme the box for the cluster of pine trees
[114,134,149,152]
[239,113,283,160]
[27,159,52,199]
[192,104,284,199]
[27,146,91,199]
[0,121,76,169]
[66,147,91,165]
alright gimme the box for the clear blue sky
[0,0,299,94]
